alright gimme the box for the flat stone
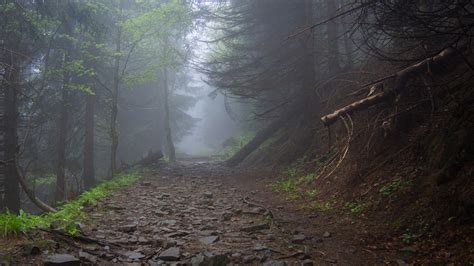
[292,234,306,244]
[263,260,287,266]
[190,253,205,265]
[199,235,219,245]
[203,192,213,199]
[323,231,331,238]
[125,251,145,260]
[243,255,257,263]
[164,231,189,238]
[198,230,218,236]
[119,224,137,233]
[44,254,80,266]
[138,236,151,244]
[158,247,180,261]
[159,220,177,226]
[241,223,270,232]
[78,251,97,263]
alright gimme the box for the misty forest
[0,0,473,264]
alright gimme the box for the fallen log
[226,105,303,167]
[321,47,461,126]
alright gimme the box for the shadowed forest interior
[0,0,473,264]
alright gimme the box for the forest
[0,0,473,265]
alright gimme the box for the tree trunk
[110,3,123,178]
[226,106,303,167]
[303,0,316,94]
[83,92,95,190]
[162,67,176,162]
[55,53,70,203]
[327,0,340,75]
[341,1,353,69]
[3,57,20,213]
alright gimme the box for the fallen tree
[321,47,463,126]
[15,161,57,213]
[226,105,303,167]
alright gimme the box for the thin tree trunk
[55,53,70,203]
[83,92,95,190]
[163,67,176,162]
[341,3,353,69]
[327,0,340,75]
[110,4,123,178]
[304,0,316,93]
[4,57,20,213]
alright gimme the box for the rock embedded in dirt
[164,231,189,238]
[158,247,180,261]
[190,253,206,265]
[203,192,213,199]
[199,235,220,245]
[301,259,314,266]
[243,255,258,263]
[265,234,276,241]
[159,219,177,226]
[241,223,270,232]
[44,254,80,266]
[263,260,287,266]
[78,251,97,263]
[323,231,331,238]
[222,211,233,221]
[292,234,307,244]
[119,224,137,233]
[138,236,151,244]
[204,254,230,265]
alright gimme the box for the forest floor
[2,158,432,265]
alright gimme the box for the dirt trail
[15,159,402,265]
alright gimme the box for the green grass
[218,132,255,160]
[0,172,141,238]
[272,166,317,201]
[379,176,412,198]
[345,201,366,214]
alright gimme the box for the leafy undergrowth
[218,132,255,160]
[0,172,141,238]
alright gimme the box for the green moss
[0,172,141,238]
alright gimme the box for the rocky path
[16,160,400,265]
[76,162,323,265]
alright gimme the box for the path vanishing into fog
[34,158,399,265]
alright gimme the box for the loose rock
[199,235,219,245]
[44,254,80,266]
[158,247,180,261]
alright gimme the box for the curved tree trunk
[16,161,56,213]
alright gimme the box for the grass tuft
[0,172,141,238]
